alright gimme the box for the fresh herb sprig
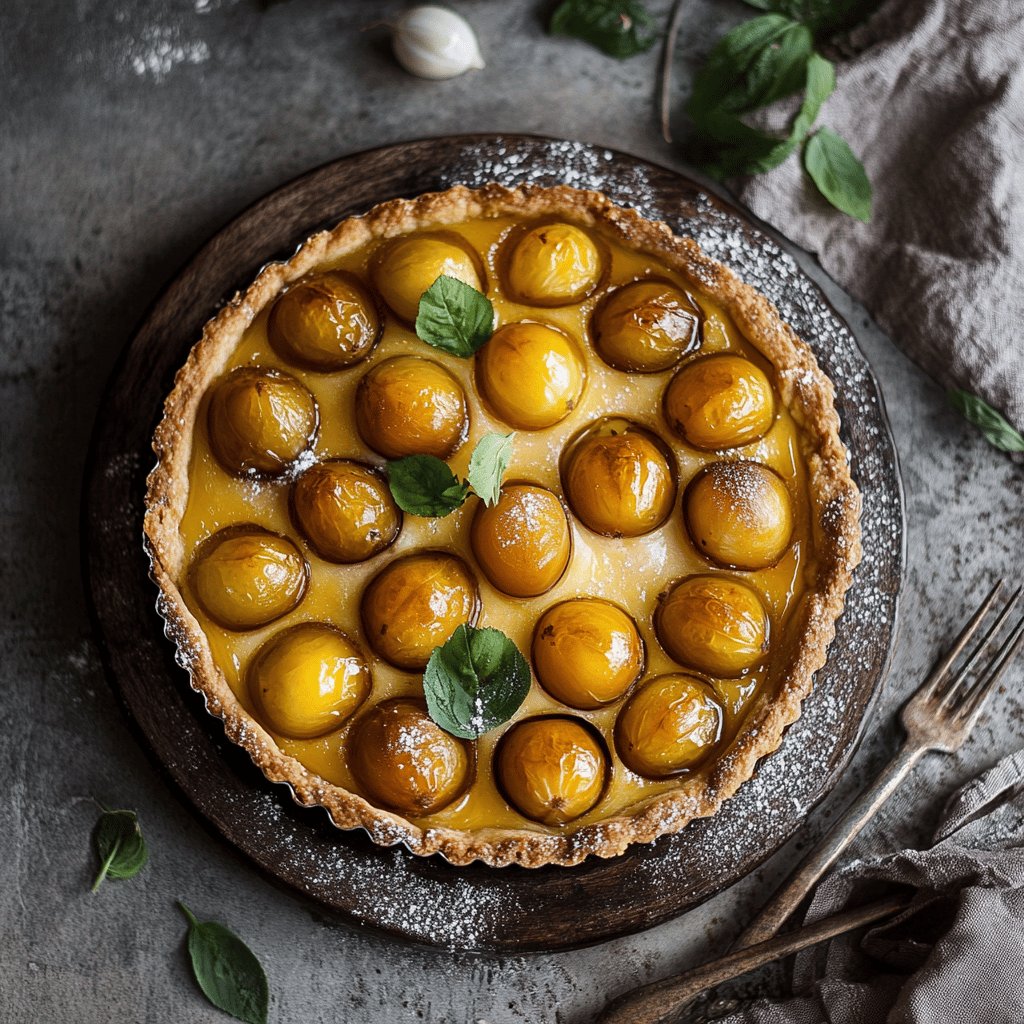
[91,807,149,891]
[423,624,532,739]
[388,431,515,518]
[949,389,1024,453]
[549,0,658,59]
[415,275,494,357]
[180,903,269,1024]
[680,1,875,220]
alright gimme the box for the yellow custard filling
[176,215,816,836]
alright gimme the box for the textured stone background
[2,2,1022,1022]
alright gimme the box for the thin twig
[660,0,688,143]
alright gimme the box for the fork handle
[731,740,926,950]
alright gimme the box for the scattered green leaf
[387,455,470,517]
[948,389,1024,453]
[180,903,269,1024]
[803,127,872,221]
[549,0,658,59]
[466,432,515,507]
[415,275,494,358]
[688,15,809,116]
[387,433,515,518]
[423,624,532,739]
[92,808,148,892]
[791,52,835,142]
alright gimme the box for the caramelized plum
[249,623,370,738]
[355,355,469,459]
[616,674,723,778]
[190,527,308,630]
[684,461,793,570]
[475,322,585,430]
[290,459,400,563]
[470,484,571,598]
[360,551,480,669]
[532,598,643,708]
[206,366,318,476]
[268,271,379,371]
[496,717,607,825]
[349,699,471,815]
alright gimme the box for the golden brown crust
[143,184,862,868]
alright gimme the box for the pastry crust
[144,184,862,868]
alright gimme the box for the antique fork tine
[732,580,1024,951]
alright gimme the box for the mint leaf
[949,389,1024,453]
[466,432,515,507]
[689,111,797,177]
[415,275,494,358]
[688,15,809,116]
[91,808,148,891]
[423,624,531,739]
[549,0,657,59]
[387,455,469,517]
[791,52,835,141]
[180,904,268,1024]
[803,127,872,221]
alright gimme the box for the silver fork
[599,580,1024,1024]
[733,578,1024,950]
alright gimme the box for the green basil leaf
[791,52,835,141]
[803,127,873,221]
[949,389,1024,453]
[423,624,531,739]
[180,904,269,1024]
[466,432,515,507]
[549,0,658,59]
[387,455,470,517]
[688,14,806,116]
[91,809,148,891]
[415,275,494,358]
[687,109,797,178]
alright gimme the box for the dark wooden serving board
[82,135,905,953]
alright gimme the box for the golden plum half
[562,418,676,538]
[470,484,572,598]
[655,575,769,678]
[616,674,723,778]
[267,271,379,371]
[504,223,602,306]
[592,280,701,372]
[349,699,472,816]
[475,322,585,430]
[249,623,371,739]
[206,366,318,476]
[355,355,469,459]
[684,461,794,570]
[290,459,401,564]
[372,234,483,323]
[664,354,775,450]
[496,717,608,825]
[190,527,308,630]
[532,598,644,709]
[360,551,480,669]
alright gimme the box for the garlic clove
[392,5,485,81]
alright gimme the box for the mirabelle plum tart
[144,183,861,868]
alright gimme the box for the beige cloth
[717,750,1024,1023]
[733,0,1024,432]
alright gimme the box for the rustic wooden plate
[82,134,905,953]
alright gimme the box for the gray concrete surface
[2,1,1022,1021]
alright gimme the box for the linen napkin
[731,0,1024,433]
[715,749,1024,1023]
